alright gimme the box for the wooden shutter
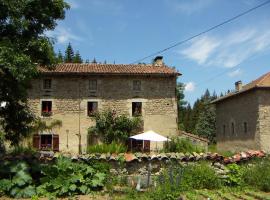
[53,135,59,152]
[33,134,40,150]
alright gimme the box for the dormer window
[133,80,141,91]
[89,80,97,91]
[43,79,52,90]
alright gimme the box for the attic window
[89,80,97,91]
[41,101,52,117]
[87,102,98,116]
[132,102,142,116]
[43,79,52,90]
[133,80,141,91]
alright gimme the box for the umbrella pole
[143,140,144,152]
[156,141,157,152]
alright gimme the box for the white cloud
[46,26,82,44]
[228,69,243,77]
[181,36,220,65]
[167,0,213,14]
[179,25,270,68]
[185,82,196,92]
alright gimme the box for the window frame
[133,80,141,91]
[41,100,52,117]
[43,79,52,90]
[231,122,235,135]
[132,102,142,116]
[222,125,226,135]
[87,101,98,117]
[89,79,97,91]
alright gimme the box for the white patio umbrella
[129,130,170,152]
[130,130,170,142]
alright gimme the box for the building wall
[257,89,270,152]
[216,90,260,152]
[27,75,178,153]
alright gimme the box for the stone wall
[27,75,178,153]
[257,89,270,152]
[215,90,260,152]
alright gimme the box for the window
[231,122,235,135]
[40,135,52,150]
[89,80,97,91]
[244,122,248,133]
[43,79,52,90]
[133,80,141,91]
[87,102,98,116]
[132,102,142,116]
[41,101,52,117]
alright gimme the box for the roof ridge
[256,71,270,86]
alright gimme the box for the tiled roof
[38,63,181,76]
[212,71,270,103]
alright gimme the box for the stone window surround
[243,121,248,134]
[40,99,54,118]
[83,99,102,117]
[42,78,52,91]
[88,79,98,91]
[127,98,147,117]
[133,80,141,91]
[230,119,236,136]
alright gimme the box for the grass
[87,141,127,154]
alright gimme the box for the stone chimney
[235,80,242,91]
[153,56,164,66]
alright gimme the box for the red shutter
[33,135,40,150]
[53,135,59,152]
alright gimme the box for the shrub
[180,162,222,190]
[87,141,127,154]
[88,110,142,144]
[37,157,107,197]
[8,146,36,156]
[243,158,270,192]
[164,137,204,153]
[0,161,36,198]
[225,163,244,187]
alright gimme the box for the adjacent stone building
[27,57,180,153]
[213,72,270,152]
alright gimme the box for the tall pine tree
[57,50,63,63]
[176,82,187,130]
[64,43,74,63]
[73,51,83,63]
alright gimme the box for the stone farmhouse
[213,71,270,152]
[27,57,180,153]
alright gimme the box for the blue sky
[47,0,270,105]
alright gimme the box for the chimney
[235,80,242,91]
[153,56,164,66]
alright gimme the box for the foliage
[176,82,187,130]
[33,118,62,133]
[164,137,204,153]
[37,157,107,197]
[179,89,217,143]
[0,161,36,198]
[73,51,83,63]
[87,141,127,154]
[180,162,222,190]
[64,42,74,63]
[0,131,5,154]
[243,158,270,192]
[225,163,244,187]
[0,0,69,146]
[88,110,142,144]
[8,146,37,156]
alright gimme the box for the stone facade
[215,88,270,152]
[27,75,178,153]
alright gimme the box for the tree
[64,42,74,63]
[73,51,83,63]
[92,57,97,63]
[0,0,69,146]
[88,110,142,144]
[176,82,187,130]
[57,50,64,63]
